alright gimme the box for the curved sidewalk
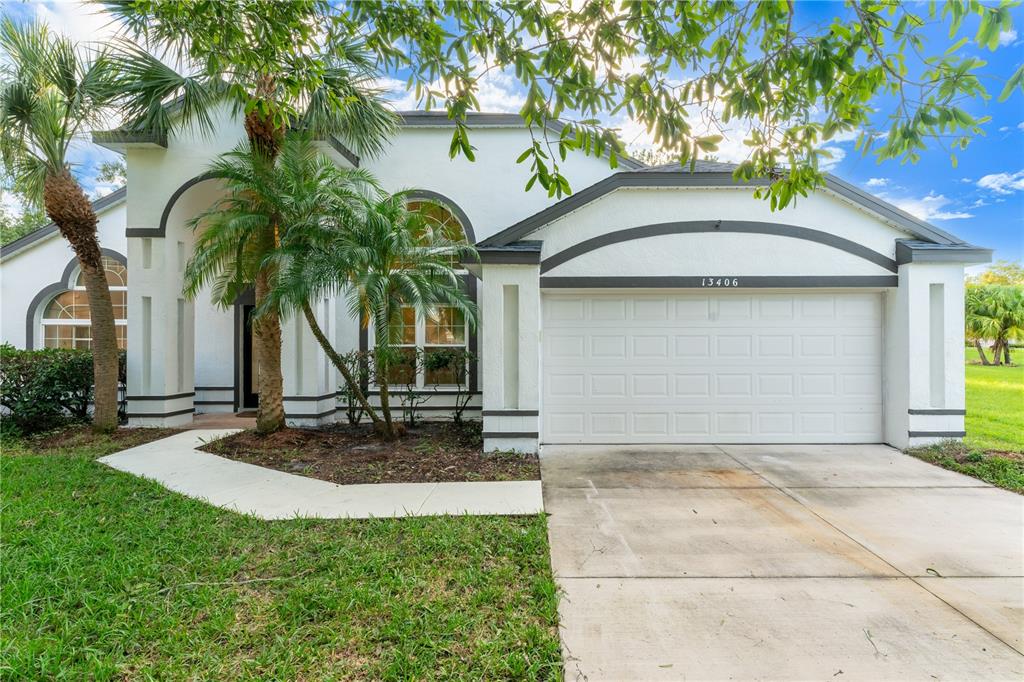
[99,430,543,520]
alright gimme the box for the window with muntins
[41,256,127,349]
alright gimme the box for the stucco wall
[0,201,128,349]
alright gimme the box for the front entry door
[241,304,259,409]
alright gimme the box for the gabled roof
[480,161,973,248]
[0,187,127,260]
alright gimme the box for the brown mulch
[200,421,540,485]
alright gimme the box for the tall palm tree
[105,0,397,432]
[279,193,477,439]
[966,284,1024,366]
[0,19,120,432]
[184,135,383,428]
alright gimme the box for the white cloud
[998,29,1018,47]
[1,189,27,218]
[817,145,846,171]
[34,1,119,45]
[999,126,1011,132]
[976,170,1024,195]
[1018,121,1024,131]
[865,177,888,188]
[882,192,973,221]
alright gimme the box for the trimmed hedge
[0,344,125,434]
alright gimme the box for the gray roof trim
[481,170,968,248]
[396,111,644,170]
[475,240,543,265]
[407,189,476,242]
[895,240,992,265]
[324,137,360,167]
[1,187,128,259]
[129,172,219,239]
[541,221,897,274]
[92,129,168,149]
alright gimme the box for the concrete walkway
[542,444,1024,681]
[99,430,543,520]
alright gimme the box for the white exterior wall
[0,201,127,349]
[480,264,541,453]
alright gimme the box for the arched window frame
[373,194,475,389]
[38,255,128,350]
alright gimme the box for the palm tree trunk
[253,265,285,433]
[974,339,991,365]
[373,318,397,440]
[43,169,118,432]
[991,340,1004,366]
[1004,342,1012,365]
[300,301,380,424]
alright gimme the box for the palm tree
[184,135,383,429]
[276,192,477,440]
[0,19,120,432]
[966,284,1024,366]
[105,0,397,432]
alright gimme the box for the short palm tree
[0,19,120,431]
[274,192,478,440]
[185,135,383,429]
[106,0,397,432]
[966,284,1024,366]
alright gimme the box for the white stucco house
[0,109,992,452]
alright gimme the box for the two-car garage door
[542,292,883,443]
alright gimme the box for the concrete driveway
[541,444,1024,681]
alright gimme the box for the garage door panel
[542,292,883,444]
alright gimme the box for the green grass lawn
[964,347,1024,453]
[0,430,561,680]
[909,348,1023,493]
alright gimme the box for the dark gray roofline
[474,240,543,265]
[896,240,992,265]
[1,187,128,259]
[396,111,645,170]
[92,129,168,148]
[480,170,966,247]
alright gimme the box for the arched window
[387,199,469,386]
[41,256,127,349]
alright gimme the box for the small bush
[0,344,120,435]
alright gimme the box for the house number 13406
[701,277,739,287]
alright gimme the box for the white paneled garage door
[542,292,883,443]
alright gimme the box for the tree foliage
[966,283,1024,365]
[970,260,1024,286]
[334,0,1018,205]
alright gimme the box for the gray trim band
[895,240,992,265]
[24,249,128,349]
[195,386,235,391]
[285,409,338,419]
[541,220,897,274]
[406,190,476,242]
[908,409,967,416]
[482,410,540,417]
[325,137,360,167]
[284,393,339,402]
[127,172,218,239]
[482,432,539,439]
[194,400,235,406]
[477,251,542,265]
[125,392,195,401]
[482,170,964,248]
[539,276,899,289]
[92,129,167,147]
[126,407,195,418]
[908,430,967,438]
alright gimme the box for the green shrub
[0,344,124,435]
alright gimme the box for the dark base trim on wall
[195,386,235,392]
[482,410,540,417]
[482,431,539,439]
[283,393,339,402]
[368,389,482,396]
[125,407,195,419]
[909,430,967,438]
[908,409,967,416]
[125,392,195,401]
[540,275,899,289]
[194,400,235,406]
[285,409,338,420]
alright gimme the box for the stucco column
[479,263,541,453]
[124,234,195,426]
[281,298,338,426]
[885,262,968,448]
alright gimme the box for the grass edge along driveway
[908,348,1023,493]
[1,432,562,681]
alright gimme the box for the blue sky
[3,1,1022,268]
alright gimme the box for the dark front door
[241,304,259,409]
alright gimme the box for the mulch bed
[200,421,540,485]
